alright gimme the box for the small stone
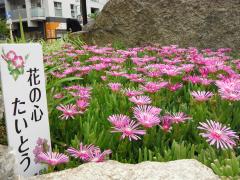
[0,145,16,180]
[26,159,219,180]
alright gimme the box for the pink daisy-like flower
[56,104,81,120]
[111,120,146,141]
[76,99,89,111]
[134,111,160,128]
[216,78,240,101]
[160,115,172,132]
[191,91,213,102]
[129,95,152,105]
[168,112,191,123]
[67,142,100,161]
[198,120,239,149]
[133,105,161,116]
[33,138,50,163]
[123,88,144,97]
[108,114,130,128]
[38,152,69,166]
[141,82,162,93]
[108,83,122,92]
[101,76,107,81]
[87,149,112,162]
[168,83,183,91]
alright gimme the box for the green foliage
[88,12,99,20]
[65,35,86,49]
[40,39,65,55]
[0,19,9,36]
[19,16,26,43]
[112,40,126,50]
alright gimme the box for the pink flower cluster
[56,85,91,120]
[108,105,191,141]
[45,44,240,149]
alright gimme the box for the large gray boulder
[87,0,240,49]
[0,145,16,180]
[27,160,219,180]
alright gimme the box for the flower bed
[37,43,240,178]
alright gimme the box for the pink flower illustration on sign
[1,48,29,80]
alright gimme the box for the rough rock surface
[0,93,4,120]
[27,160,219,180]
[87,0,240,49]
[0,145,16,180]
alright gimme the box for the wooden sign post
[0,44,51,176]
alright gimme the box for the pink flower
[133,105,161,128]
[108,83,122,92]
[54,93,64,99]
[129,95,152,105]
[76,99,89,111]
[69,89,91,99]
[134,111,160,128]
[87,149,112,162]
[33,138,50,163]
[75,50,85,54]
[108,114,130,128]
[168,83,183,91]
[216,78,240,101]
[111,120,146,141]
[123,88,144,97]
[6,50,16,61]
[198,120,239,149]
[133,105,162,115]
[12,56,24,68]
[38,152,69,166]
[183,75,201,84]
[168,112,191,123]
[141,82,166,93]
[56,104,81,120]
[160,115,172,132]
[101,76,107,81]
[191,91,213,101]
[67,142,99,161]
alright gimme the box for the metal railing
[31,7,45,18]
[10,9,27,20]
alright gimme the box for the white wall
[45,0,78,18]
[4,0,109,20]
[86,0,108,15]
[45,0,108,18]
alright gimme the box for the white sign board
[0,44,51,176]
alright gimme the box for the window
[70,4,76,18]
[54,2,62,17]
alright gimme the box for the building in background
[0,0,5,19]
[3,0,108,40]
